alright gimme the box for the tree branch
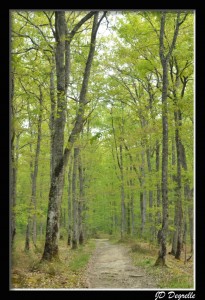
[16,12,53,49]
[68,11,97,42]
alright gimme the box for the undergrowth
[116,237,194,289]
[11,236,96,289]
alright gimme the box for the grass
[11,234,194,289]
[115,237,194,289]
[69,249,94,272]
[11,235,96,289]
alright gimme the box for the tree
[110,106,126,238]
[25,84,43,250]
[67,156,72,245]
[71,147,79,249]
[11,11,194,269]
[11,70,17,247]
[154,12,188,266]
[169,54,193,258]
[42,11,106,261]
[78,150,85,244]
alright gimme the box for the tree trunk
[49,55,56,180]
[155,12,182,266]
[32,87,43,247]
[156,139,161,240]
[25,222,30,251]
[11,136,18,247]
[140,191,146,237]
[130,174,135,236]
[155,57,169,266]
[171,202,178,255]
[42,11,67,260]
[126,166,135,236]
[139,150,146,237]
[155,13,169,265]
[186,187,193,253]
[180,140,193,253]
[11,71,17,248]
[67,157,72,245]
[25,101,34,251]
[120,144,126,238]
[180,139,193,253]
[169,56,191,258]
[25,86,43,250]
[174,108,183,260]
[172,137,176,167]
[146,148,154,241]
[111,198,117,235]
[42,12,103,261]
[39,173,44,240]
[110,105,127,238]
[127,201,131,235]
[78,150,84,245]
[72,147,79,249]
[171,136,177,255]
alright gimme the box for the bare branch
[178,12,189,26]
[143,12,160,39]
[16,12,53,49]
[68,11,97,42]
[43,11,56,38]
[12,30,39,47]
[11,47,38,55]
[159,12,166,63]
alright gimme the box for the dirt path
[86,239,158,289]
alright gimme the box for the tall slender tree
[42,11,106,260]
[71,147,79,249]
[155,12,188,266]
[25,85,43,250]
[11,70,17,247]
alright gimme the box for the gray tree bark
[32,86,43,247]
[78,150,84,244]
[146,148,154,241]
[124,145,138,236]
[139,150,146,237]
[155,12,185,266]
[130,174,135,236]
[186,187,193,253]
[11,71,17,247]
[110,109,126,238]
[120,144,126,238]
[25,102,34,251]
[127,201,131,235]
[126,168,134,236]
[169,56,191,258]
[67,157,72,245]
[174,108,183,260]
[156,139,161,231]
[42,11,68,260]
[72,147,79,249]
[171,136,177,255]
[49,55,56,180]
[179,79,193,253]
[25,86,43,250]
[42,12,104,261]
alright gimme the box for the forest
[10,10,194,289]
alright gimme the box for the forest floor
[11,237,96,289]
[85,238,157,289]
[11,235,193,289]
[85,237,194,289]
